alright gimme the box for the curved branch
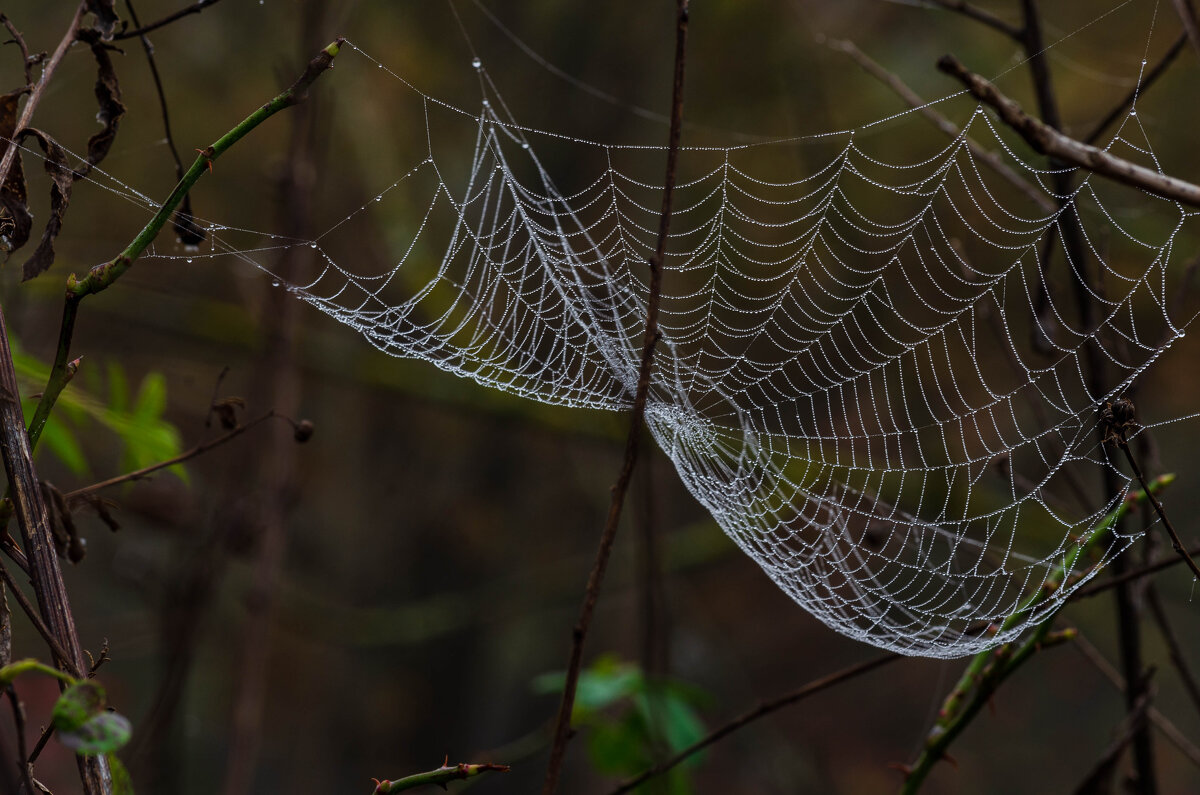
[938,53,1200,207]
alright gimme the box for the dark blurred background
[0,1,1197,793]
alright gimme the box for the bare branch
[112,0,225,40]
[1085,32,1188,146]
[540,3,690,794]
[0,3,85,193]
[938,53,1200,207]
[608,654,900,795]
[919,0,1023,40]
[1075,635,1200,770]
[827,38,1055,213]
[1170,0,1200,56]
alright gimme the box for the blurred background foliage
[0,1,1197,793]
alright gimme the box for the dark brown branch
[0,3,85,192]
[123,0,204,244]
[1074,635,1200,770]
[63,411,283,501]
[938,53,1200,207]
[921,0,1023,40]
[1085,32,1188,146]
[827,38,1054,213]
[112,0,225,40]
[5,688,32,795]
[1170,0,1200,56]
[608,654,901,795]
[1069,543,1200,601]
[0,307,103,794]
[540,4,689,793]
[1144,585,1200,719]
[1071,690,1151,793]
[1115,440,1200,580]
[0,14,36,88]
[0,561,74,674]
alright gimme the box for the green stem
[0,40,343,543]
[901,474,1173,793]
[69,37,343,299]
[0,657,76,688]
[372,762,510,793]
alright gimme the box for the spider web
[89,5,1198,658]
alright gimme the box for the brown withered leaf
[0,89,32,256]
[17,128,74,281]
[85,0,120,40]
[173,192,206,246]
[19,34,125,281]
[77,30,126,175]
[68,491,121,533]
[210,396,246,430]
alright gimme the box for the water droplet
[522,142,530,150]
[186,258,193,264]
[309,242,318,249]
[471,57,482,69]
[271,280,280,287]
[1142,59,1148,65]
[1130,110,1137,116]
[376,196,383,202]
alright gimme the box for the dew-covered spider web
[58,2,1200,658]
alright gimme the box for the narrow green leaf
[107,753,134,794]
[39,419,90,476]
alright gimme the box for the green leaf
[53,681,104,732]
[39,418,90,477]
[59,711,133,755]
[106,362,128,414]
[107,753,135,794]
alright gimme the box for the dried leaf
[17,128,74,281]
[0,89,32,256]
[211,396,245,430]
[77,30,126,174]
[84,0,120,41]
[173,193,206,246]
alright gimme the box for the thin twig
[1071,690,1151,793]
[1115,440,1200,579]
[0,14,36,88]
[827,38,1055,213]
[1144,585,1200,718]
[920,0,1023,40]
[1170,0,1200,56]
[5,688,32,795]
[938,53,1200,207]
[1074,634,1200,770]
[371,762,509,793]
[63,411,283,501]
[0,3,84,192]
[112,0,226,40]
[1084,31,1188,146]
[122,0,185,182]
[540,4,689,794]
[608,653,900,795]
[1069,543,1200,601]
[0,561,75,676]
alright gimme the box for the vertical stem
[540,3,689,793]
[1019,2,1155,790]
[0,305,108,793]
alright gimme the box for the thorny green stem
[371,762,509,793]
[900,474,1173,793]
[0,39,343,540]
[24,37,341,450]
